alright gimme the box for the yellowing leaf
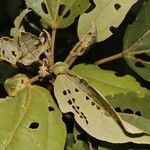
[78,0,138,41]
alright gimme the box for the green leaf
[0,85,66,149]
[72,64,148,97]
[120,113,150,133]
[107,92,150,132]
[25,0,90,28]
[123,1,150,81]
[78,0,138,42]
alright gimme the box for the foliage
[0,0,149,149]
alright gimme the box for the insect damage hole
[85,120,89,124]
[114,3,121,10]
[72,98,75,103]
[135,62,145,68]
[135,111,142,116]
[63,10,70,18]
[75,88,79,92]
[86,96,89,100]
[96,105,101,110]
[115,107,122,112]
[123,108,134,114]
[29,122,39,129]
[21,79,24,84]
[58,4,65,16]
[91,101,95,106]
[41,2,48,14]
[67,89,71,94]
[68,99,72,105]
[48,106,55,111]
[63,90,67,95]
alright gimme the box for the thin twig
[94,52,124,65]
[94,49,150,65]
[127,55,150,64]
[128,49,150,55]
[30,75,41,83]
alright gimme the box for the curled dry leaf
[0,31,50,65]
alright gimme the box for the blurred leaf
[10,9,31,37]
[124,1,150,81]
[78,0,138,42]
[0,62,18,84]
[25,0,90,28]
[72,140,89,150]
[0,85,66,149]
[65,133,74,150]
[72,124,89,150]
[72,64,148,97]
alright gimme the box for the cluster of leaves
[0,0,149,149]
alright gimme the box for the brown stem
[94,52,124,65]
[30,75,41,83]
[50,28,57,66]
[94,49,150,65]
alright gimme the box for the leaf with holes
[0,74,66,149]
[18,32,48,65]
[106,92,150,133]
[25,0,90,28]
[0,31,48,65]
[123,1,150,81]
[78,0,138,42]
[72,64,148,97]
[73,64,150,133]
[54,62,150,144]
